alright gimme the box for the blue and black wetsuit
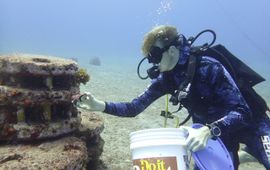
[104,56,270,169]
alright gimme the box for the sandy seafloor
[79,58,270,170]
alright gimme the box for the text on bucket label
[133,156,178,170]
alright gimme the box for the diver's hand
[72,92,105,112]
[180,125,212,152]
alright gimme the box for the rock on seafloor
[0,111,104,170]
[0,137,87,170]
[89,57,101,66]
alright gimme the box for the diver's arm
[104,78,168,117]
[207,62,252,134]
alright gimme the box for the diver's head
[142,25,180,71]
[137,25,181,80]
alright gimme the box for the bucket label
[133,156,178,170]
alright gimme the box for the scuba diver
[73,25,270,169]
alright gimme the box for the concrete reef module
[0,54,89,141]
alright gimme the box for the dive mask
[147,46,170,64]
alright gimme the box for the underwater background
[1,0,270,169]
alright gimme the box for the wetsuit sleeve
[207,62,252,134]
[103,78,168,117]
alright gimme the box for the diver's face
[159,46,180,72]
[147,40,180,73]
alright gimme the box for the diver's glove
[72,92,105,112]
[179,125,212,152]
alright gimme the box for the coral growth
[75,68,90,85]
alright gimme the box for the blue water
[1,1,269,169]
[1,0,270,93]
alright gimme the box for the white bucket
[130,128,188,170]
